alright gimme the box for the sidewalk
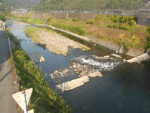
[0,26,18,113]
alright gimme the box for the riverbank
[39,23,147,57]
[6,29,71,113]
[25,27,90,56]
[11,14,150,57]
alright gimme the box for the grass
[25,27,39,43]
[0,13,6,21]
[51,22,85,36]
[21,16,43,24]
[44,14,149,50]
[10,15,43,24]
[25,27,46,48]
[13,14,150,50]
[7,30,71,113]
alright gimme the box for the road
[0,26,18,113]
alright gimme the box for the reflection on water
[6,20,150,113]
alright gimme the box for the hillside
[36,0,142,11]
[0,0,40,8]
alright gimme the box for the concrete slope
[127,52,150,63]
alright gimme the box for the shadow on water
[63,63,150,113]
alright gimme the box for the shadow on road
[0,29,10,72]
[0,70,11,82]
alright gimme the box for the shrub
[46,16,53,23]
[86,20,94,24]
[0,14,6,21]
[144,36,150,52]
[119,25,130,30]
[147,27,150,34]
[97,33,104,39]
[122,39,131,50]
[128,20,136,26]
[72,18,79,22]
[107,24,130,30]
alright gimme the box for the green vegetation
[25,27,39,43]
[36,0,142,11]
[25,27,46,48]
[19,16,43,24]
[0,14,6,21]
[43,14,148,50]
[7,30,71,113]
[94,15,135,24]
[107,24,130,30]
[0,0,11,16]
[51,22,85,36]
[144,36,150,52]
[10,15,43,24]
[17,14,150,50]
[0,0,40,8]
[95,15,136,30]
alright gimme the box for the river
[6,20,150,113]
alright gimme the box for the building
[138,1,150,26]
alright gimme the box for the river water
[6,20,150,113]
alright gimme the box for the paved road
[0,27,18,113]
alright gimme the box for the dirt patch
[35,29,90,55]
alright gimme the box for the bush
[46,16,53,23]
[0,14,6,21]
[119,25,130,30]
[72,18,79,22]
[144,36,150,52]
[128,20,136,26]
[86,20,94,24]
[107,24,118,28]
[147,27,150,34]
[122,39,131,50]
[97,33,104,39]
[107,24,130,30]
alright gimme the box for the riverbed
[6,20,150,113]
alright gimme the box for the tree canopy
[36,0,142,11]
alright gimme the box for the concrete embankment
[127,51,150,63]
[56,71,103,92]
[56,76,89,92]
